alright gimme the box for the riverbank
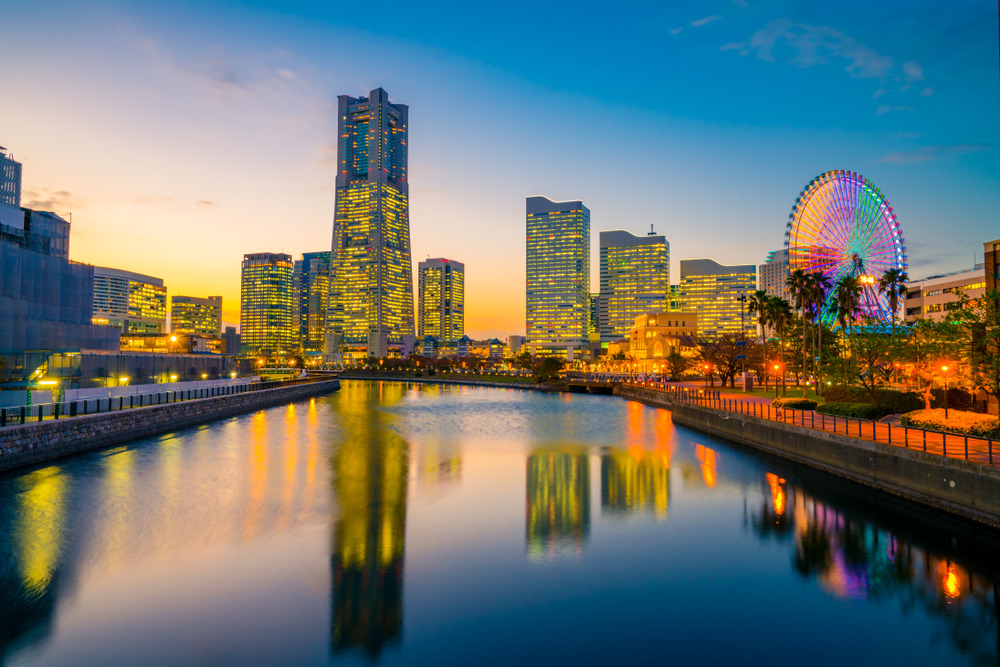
[620,384,1000,529]
[339,372,562,392]
[0,378,340,472]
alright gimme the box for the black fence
[0,377,327,428]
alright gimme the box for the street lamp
[940,362,954,419]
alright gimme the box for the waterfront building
[294,252,330,352]
[240,252,295,354]
[0,147,118,380]
[418,258,464,341]
[121,332,223,354]
[903,266,986,323]
[678,259,756,338]
[92,267,167,334]
[758,248,792,303]
[222,326,240,355]
[327,88,415,358]
[598,229,669,343]
[625,312,698,372]
[525,196,590,359]
[170,295,222,336]
[986,238,1000,296]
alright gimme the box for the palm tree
[787,269,812,393]
[809,273,832,395]
[878,268,909,333]
[768,296,792,396]
[834,276,863,382]
[747,290,771,391]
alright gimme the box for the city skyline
[1,1,997,338]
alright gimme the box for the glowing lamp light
[170,375,178,381]
[39,380,57,386]
[202,374,207,379]
[119,377,129,382]
[170,336,177,342]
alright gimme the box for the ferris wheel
[785,170,907,324]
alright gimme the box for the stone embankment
[0,379,340,472]
[340,374,559,392]
[619,385,1000,529]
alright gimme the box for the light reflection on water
[0,380,996,666]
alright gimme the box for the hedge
[822,387,922,413]
[899,409,1000,438]
[816,402,896,420]
[772,398,818,410]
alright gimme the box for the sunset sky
[2,0,997,338]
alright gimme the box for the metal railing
[0,376,328,428]
[623,381,998,468]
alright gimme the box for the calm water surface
[1,380,998,666]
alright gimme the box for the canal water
[0,380,998,666]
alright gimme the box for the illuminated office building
[294,251,330,352]
[417,258,464,340]
[525,196,590,358]
[92,266,167,334]
[679,258,756,338]
[170,295,222,336]
[758,248,792,303]
[589,294,600,335]
[240,252,295,354]
[598,229,669,343]
[327,88,414,358]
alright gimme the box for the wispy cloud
[196,200,216,208]
[875,104,914,115]
[22,187,85,212]
[720,19,894,78]
[669,27,683,35]
[919,86,934,96]
[691,15,722,27]
[879,144,988,163]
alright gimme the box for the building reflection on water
[330,381,410,658]
[525,448,590,561]
[601,445,670,520]
[751,471,1000,664]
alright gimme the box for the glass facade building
[0,147,21,209]
[240,252,295,354]
[92,267,167,334]
[417,258,464,341]
[679,258,756,338]
[294,251,330,352]
[170,295,222,336]
[526,196,590,358]
[598,229,669,343]
[327,88,414,358]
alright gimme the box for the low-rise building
[904,266,986,323]
[92,266,168,333]
[628,312,698,368]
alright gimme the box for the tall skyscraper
[92,267,167,334]
[417,258,464,341]
[240,252,295,354]
[679,258,756,338]
[170,295,222,336]
[758,248,792,303]
[526,196,590,358]
[295,251,331,353]
[598,229,669,343]
[327,88,414,358]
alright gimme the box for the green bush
[772,398,818,410]
[900,409,1000,438]
[816,402,895,420]
[823,386,922,413]
[427,368,436,376]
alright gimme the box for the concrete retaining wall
[0,379,340,472]
[341,374,554,391]
[620,385,1000,529]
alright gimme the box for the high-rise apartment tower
[526,196,590,358]
[758,249,792,303]
[598,229,669,343]
[418,258,465,341]
[241,252,295,354]
[679,258,756,338]
[327,88,414,358]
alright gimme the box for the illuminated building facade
[525,449,590,561]
[417,257,464,341]
[294,251,330,352]
[758,248,792,303]
[92,266,167,334]
[327,88,414,358]
[526,196,590,358]
[627,311,698,371]
[170,295,222,336]
[679,258,756,338]
[240,252,295,354]
[903,266,986,323]
[987,238,1000,296]
[599,229,669,343]
[0,146,21,208]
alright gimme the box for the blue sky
[2,0,997,336]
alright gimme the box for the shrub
[900,409,1000,438]
[427,368,436,376]
[816,402,895,420]
[822,386,922,413]
[772,398,817,410]
[414,372,423,377]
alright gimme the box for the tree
[531,356,565,383]
[747,290,771,391]
[833,276,863,382]
[950,289,1000,411]
[844,317,902,405]
[807,273,832,395]
[666,352,689,380]
[767,296,792,395]
[512,351,533,371]
[878,268,909,333]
